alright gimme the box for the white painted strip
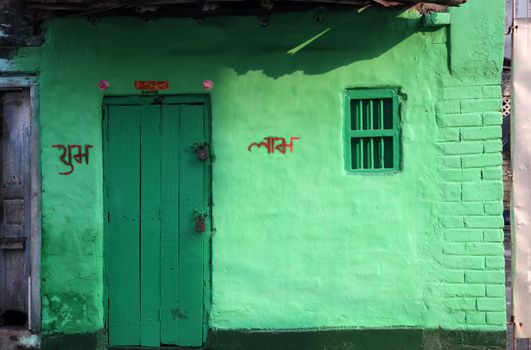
[512,18,531,338]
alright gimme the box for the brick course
[438,85,505,327]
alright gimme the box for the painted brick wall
[437,85,505,328]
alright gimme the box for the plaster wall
[6,0,505,339]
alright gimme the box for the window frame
[343,88,401,174]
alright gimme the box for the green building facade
[1,0,506,349]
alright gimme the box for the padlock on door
[194,210,208,233]
[192,141,209,161]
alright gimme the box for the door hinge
[107,211,110,222]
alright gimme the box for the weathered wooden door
[104,97,209,347]
[0,91,31,327]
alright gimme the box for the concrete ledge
[39,328,506,349]
[41,329,106,350]
[207,328,506,350]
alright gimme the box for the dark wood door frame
[0,76,41,333]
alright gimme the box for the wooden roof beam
[402,0,465,5]
[22,0,466,8]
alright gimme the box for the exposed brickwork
[438,85,505,328]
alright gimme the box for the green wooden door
[104,97,208,347]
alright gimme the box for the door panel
[140,106,162,346]
[4,251,25,313]
[160,105,181,345]
[106,100,207,347]
[0,91,30,325]
[107,105,141,345]
[177,104,205,346]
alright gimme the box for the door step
[0,326,39,350]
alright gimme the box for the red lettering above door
[134,81,169,91]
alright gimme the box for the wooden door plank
[107,105,141,346]
[178,104,205,346]
[21,89,32,323]
[140,105,162,346]
[160,105,180,345]
[0,250,4,317]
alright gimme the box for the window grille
[344,89,400,172]
[503,95,511,119]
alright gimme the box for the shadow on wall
[64,8,424,80]
[207,9,423,78]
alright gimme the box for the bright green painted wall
[7,0,505,337]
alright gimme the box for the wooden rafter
[21,0,464,9]
[17,0,463,20]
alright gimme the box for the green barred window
[344,89,400,172]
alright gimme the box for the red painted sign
[248,137,300,154]
[134,81,169,91]
[52,144,93,175]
